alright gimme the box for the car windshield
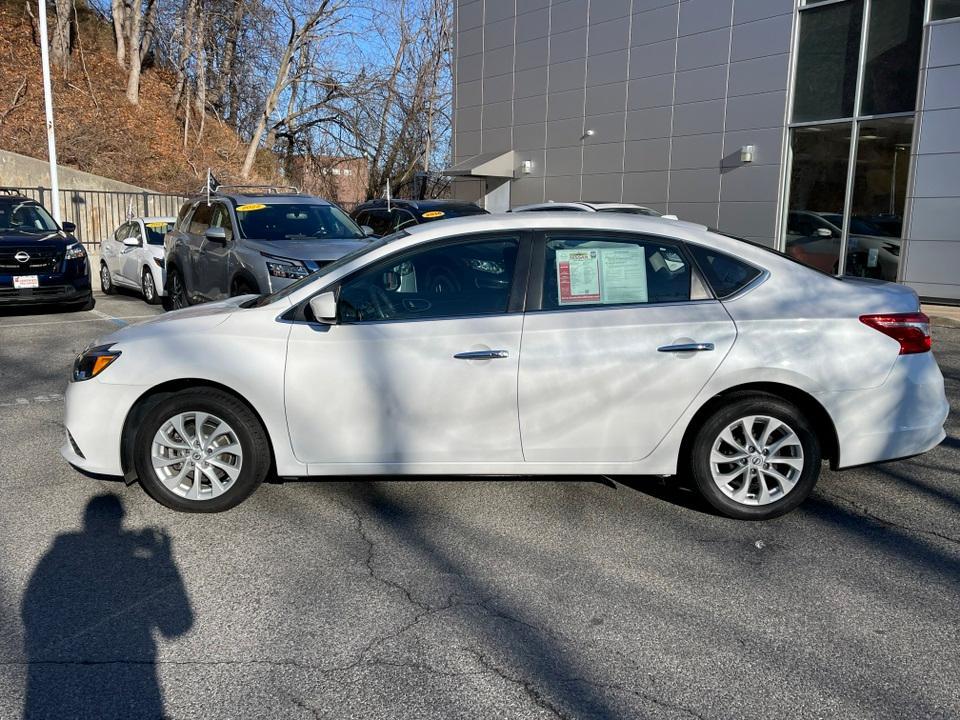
[235,202,365,241]
[0,201,59,233]
[248,232,407,307]
[143,220,174,245]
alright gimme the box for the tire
[163,267,189,311]
[686,393,821,520]
[100,262,116,294]
[141,267,160,305]
[132,388,270,512]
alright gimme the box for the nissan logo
[14,251,30,263]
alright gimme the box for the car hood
[0,230,72,247]
[244,237,370,262]
[94,296,248,348]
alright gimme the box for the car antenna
[386,177,391,213]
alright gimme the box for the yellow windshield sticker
[421,210,445,218]
[145,222,169,229]
[236,203,267,212]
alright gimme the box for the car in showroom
[100,216,175,304]
[512,201,677,218]
[0,190,93,310]
[62,213,948,519]
[163,187,372,310]
[351,198,488,237]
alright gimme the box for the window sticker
[421,210,445,218]
[235,203,267,212]
[598,246,647,304]
[556,249,601,304]
[145,221,169,229]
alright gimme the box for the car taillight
[859,312,931,354]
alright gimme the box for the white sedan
[99,216,175,304]
[63,213,948,519]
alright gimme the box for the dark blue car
[0,192,93,310]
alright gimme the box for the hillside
[0,0,267,194]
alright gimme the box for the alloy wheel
[151,411,243,501]
[142,271,155,302]
[100,264,111,291]
[709,415,804,506]
[171,272,187,309]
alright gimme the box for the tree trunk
[213,0,245,118]
[171,0,198,110]
[50,0,73,73]
[139,0,158,64]
[111,0,126,66]
[125,0,142,104]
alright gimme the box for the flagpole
[37,0,61,223]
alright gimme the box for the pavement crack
[821,490,960,546]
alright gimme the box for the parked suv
[352,199,487,237]
[0,191,93,310]
[163,188,371,309]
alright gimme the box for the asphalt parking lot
[0,291,958,720]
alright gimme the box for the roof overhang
[443,150,516,178]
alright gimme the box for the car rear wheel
[133,389,270,512]
[141,268,160,305]
[687,393,821,520]
[100,262,116,294]
[163,268,189,311]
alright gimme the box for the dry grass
[0,0,273,194]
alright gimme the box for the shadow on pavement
[20,494,193,720]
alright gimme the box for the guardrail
[1,186,187,249]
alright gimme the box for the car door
[184,202,214,299]
[518,231,737,463]
[102,222,128,282]
[119,221,144,286]
[196,203,234,299]
[284,233,528,466]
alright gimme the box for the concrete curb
[923,304,960,329]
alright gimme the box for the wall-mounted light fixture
[521,159,533,175]
[581,129,596,140]
[740,145,756,163]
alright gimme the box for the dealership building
[447,0,960,302]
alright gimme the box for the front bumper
[0,262,92,306]
[60,378,144,476]
[824,352,950,469]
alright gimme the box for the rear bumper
[823,353,950,469]
[60,379,143,476]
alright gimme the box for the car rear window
[687,244,762,298]
[418,205,488,221]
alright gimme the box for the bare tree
[50,0,74,73]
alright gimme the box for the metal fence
[1,186,187,249]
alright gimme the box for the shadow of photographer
[21,493,193,720]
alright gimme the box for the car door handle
[454,350,510,360]
[657,343,715,353]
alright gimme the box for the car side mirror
[816,228,833,238]
[204,227,227,242]
[122,236,140,247]
[361,225,376,237]
[62,221,76,233]
[308,291,338,324]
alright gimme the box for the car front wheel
[141,268,160,305]
[687,393,821,520]
[163,268,189,311]
[132,389,270,512]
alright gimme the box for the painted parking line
[0,314,156,328]
[0,393,63,408]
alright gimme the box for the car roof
[512,201,658,212]
[402,211,708,238]
[356,199,484,211]
[136,216,176,223]
[188,192,332,206]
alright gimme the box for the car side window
[392,209,418,231]
[541,235,691,310]
[337,236,520,323]
[114,222,128,242]
[189,203,213,235]
[129,223,143,245]
[211,204,234,242]
[354,210,369,227]
[687,244,762,299]
[365,209,393,237]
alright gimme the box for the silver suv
[163,188,371,309]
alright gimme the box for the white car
[63,213,948,519]
[512,201,678,219]
[99,217,175,304]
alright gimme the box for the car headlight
[264,255,310,279]
[73,344,121,382]
[64,243,86,260]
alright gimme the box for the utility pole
[37,0,61,223]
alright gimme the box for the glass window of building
[785,125,852,274]
[860,0,925,115]
[930,0,960,20]
[793,1,864,123]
